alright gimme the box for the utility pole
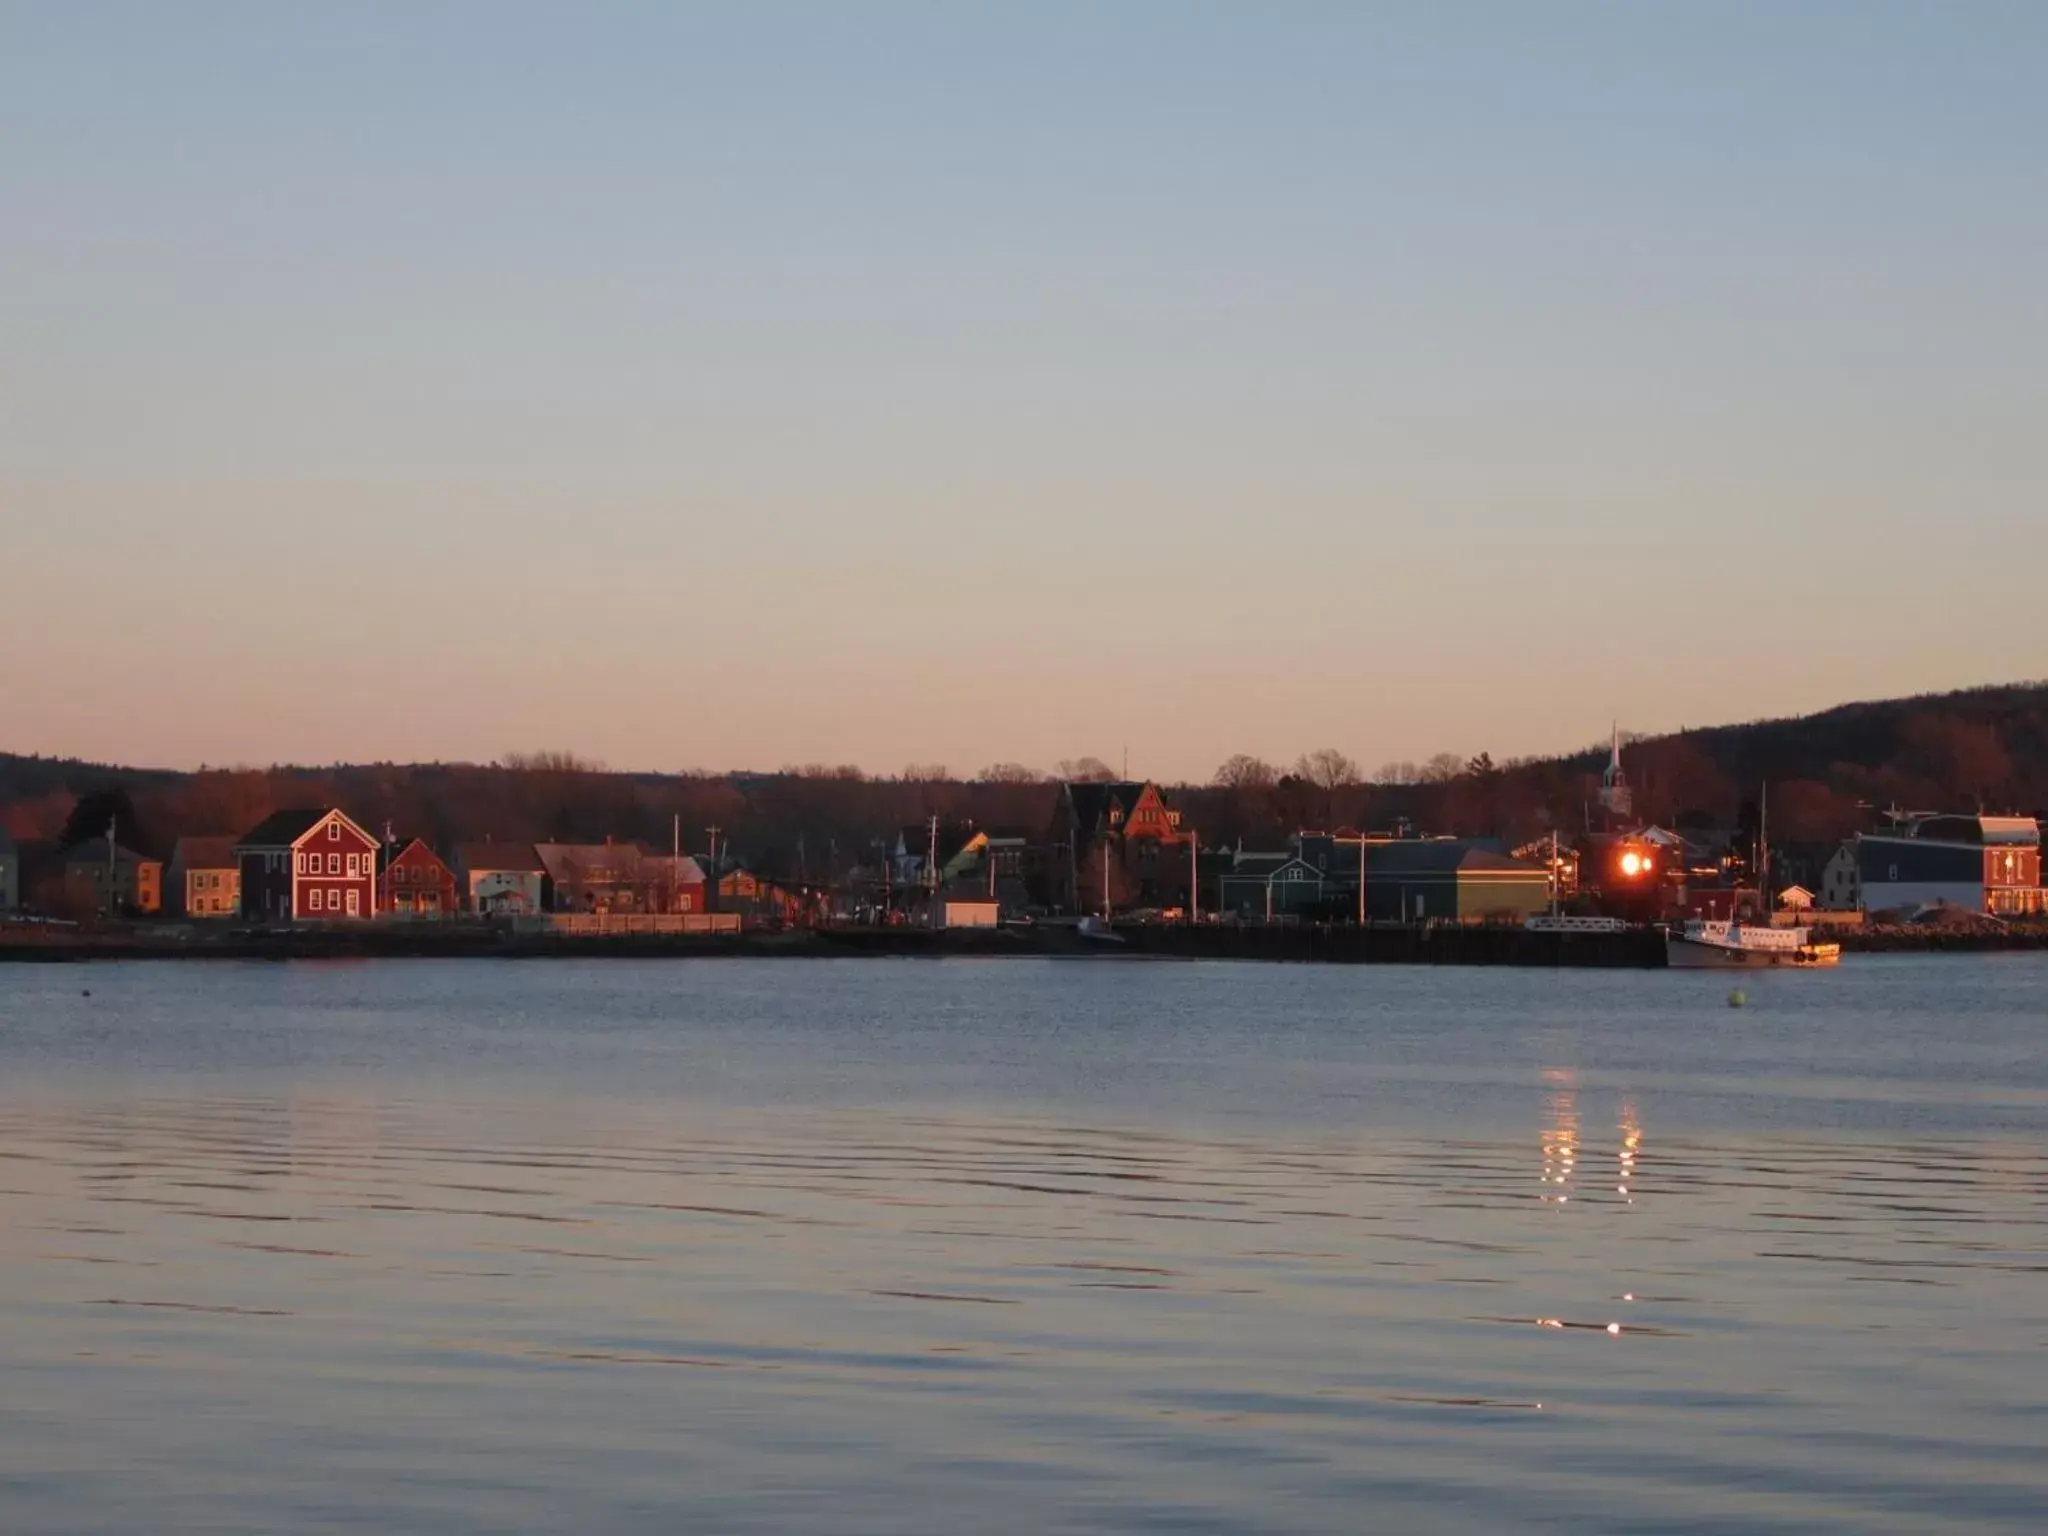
[926,814,941,930]
[1758,783,1769,916]
[106,814,117,917]
[1358,833,1366,927]
[706,825,721,914]
[1189,834,1199,926]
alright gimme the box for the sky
[4,2,2045,780]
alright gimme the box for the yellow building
[170,837,242,918]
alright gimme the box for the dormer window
[1110,810,1123,826]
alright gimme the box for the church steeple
[1599,723,1633,821]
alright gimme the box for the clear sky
[5,2,2044,779]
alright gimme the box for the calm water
[0,956,2044,1533]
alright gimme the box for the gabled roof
[1223,853,1322,881]
[1064,780,1150,830]
[235,808,333,848]
[896,823,981,867]
[172,836,239,871]
[378,837,454,874]
[62,836,153,867]
[534,841,649,883]
[1369,841,1545,876]
[455,841,546,874]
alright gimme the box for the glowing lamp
[1619,851,1644,877]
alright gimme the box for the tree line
[3,681,2043,883]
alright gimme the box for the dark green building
[1366,841,1550,923]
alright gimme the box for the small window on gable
[328,821,340,841]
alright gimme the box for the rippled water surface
[1,956,2044,1533]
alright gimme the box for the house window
[1889,864,1899,881]
[328,821,340,841]
[309,888,323,913]
[346,853,359,876]
[328,852,341,875]
[346,889,360,916]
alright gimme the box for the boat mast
[1758,782,1769,916]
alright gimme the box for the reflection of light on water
[1618,1100,1641,1205]
[1539,1070,1578,1204]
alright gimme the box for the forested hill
[2,681,2043,875]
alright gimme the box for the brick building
[1047,780,1196,915]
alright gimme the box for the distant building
[1855,815,2043,917]
[641,854,708,914]
[939,885,1001,928]
[1598,726,1633,824]
[236,809,379,922]
[1819,842,1859,911]
[378,838,460,917]
[535,841,650,913]
[168,836,241,919]
[1777,884,1815,911]
[0,827,17,911]
[455,842,548,915]
[1048,781,1195,914]
[1366,841,1551,923]
[62,837,163,916]
[1217,853,1329,921]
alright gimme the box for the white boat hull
[1666,937,1840,969]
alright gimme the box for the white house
[1819,843,1859,911]
[456,842,548,914]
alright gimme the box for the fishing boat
[1666,917,1840,969]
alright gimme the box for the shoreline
[3,920,2043,966]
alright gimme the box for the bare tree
[1418,752,1466,783]
[1373,760,1420,786]
[976,762,1045,784]
[899,763,950,783]
[1293,749,1362,790]
[1212,754,1279,790]
[499,750,605,773]
[1056,757,1116,782]
[784,763,867,782]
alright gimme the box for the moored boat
[1666,917,1840,969]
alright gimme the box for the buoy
[81,989,91,998]
[1727,989,1747,1008]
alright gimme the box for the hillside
[3,681,2043,878]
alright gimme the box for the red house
[235,808,379,923]
[378,838,460,917]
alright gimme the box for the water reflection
[1,1079,2044,1534]
[1539,1067,1578,1203]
